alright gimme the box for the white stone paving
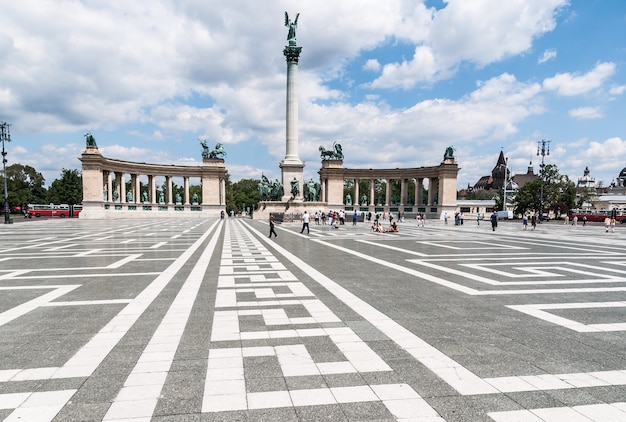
[202,219,441,420]
[1,219,625,421]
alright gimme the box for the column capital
[283,45,302,63]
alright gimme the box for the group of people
[371,220,399,233]
[313,210,345,226]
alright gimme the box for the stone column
[370,179,375,206]
[184,176,190,205]
[400,179,407,206]
[385,179,391,206]
[149,175,156,203]
[280,42,305,201]
[107,172,112,202]
[167,176,173,205]
[133,174,140,203]
[119,173,126,203]
[354,178,359,207]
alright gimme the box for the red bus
[27,204,82,218]
[568,209,626,223]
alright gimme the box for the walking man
[269,214,278,238]
[490,211,498,231]
[300,210,310,234]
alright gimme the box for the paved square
[0,217,625,421]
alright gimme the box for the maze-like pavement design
[0,218,625,421]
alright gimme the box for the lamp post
[537,139,550,221]
[502,156,508,212]
[1,122,11,224]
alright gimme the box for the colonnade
[80,147,226,219]
[318,156,459,218]
[343,177,436,207]
[102,172,208,206]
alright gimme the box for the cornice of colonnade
[79,149,226,177]
[320,162,460,179]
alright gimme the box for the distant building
[473,151,510,191]
[473,152,537,191]
[577,166,596,190]
[511,160,538,189]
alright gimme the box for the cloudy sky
[1,0,625,189]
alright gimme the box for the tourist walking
[300,211,310,234]
[522,215,528,230]
[269,214,278,238]
[531,213,537,230]
[353,210,358,226]
[490,211,498,231]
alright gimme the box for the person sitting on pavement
[389,221,399,232]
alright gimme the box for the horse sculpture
[258,175,284,201]
[319,141,343,160]
[200,140,227,159]
[209,143,226,159]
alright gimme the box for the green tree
[513,179,541,216]
[47,168,82,204]
[2,163,47,209]
[227,176,261,215]
[513,164,575,217]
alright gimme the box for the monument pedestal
[280,160,304,202]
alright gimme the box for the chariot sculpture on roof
[319,141,343,161]
[200,139,227,159]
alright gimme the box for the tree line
[0,164,262,215]
[1,164,82,211]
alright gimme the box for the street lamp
[502,156,508,212]
[1,122,11,224]
[537,139,550,221]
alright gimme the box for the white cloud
[610,85,626,95]
[538,48,557,64]
[370,0,567,88]
[363,59,381,72]
[568,106,602,119]
[543,62,616,96]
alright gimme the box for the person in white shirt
[300,211,310,234]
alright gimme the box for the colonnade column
[184,176,190,205]
[107,172,112,202]
[400,179,407,206]
[166,176,173,205]
[385,179,391,206]
[133,174,140,203]
[417,178,423,205]
[353,178,359,207]
[148,176,155,203]
[117,173,125,203]
[370,179,375,206]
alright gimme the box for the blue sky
[1,0,625,189]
